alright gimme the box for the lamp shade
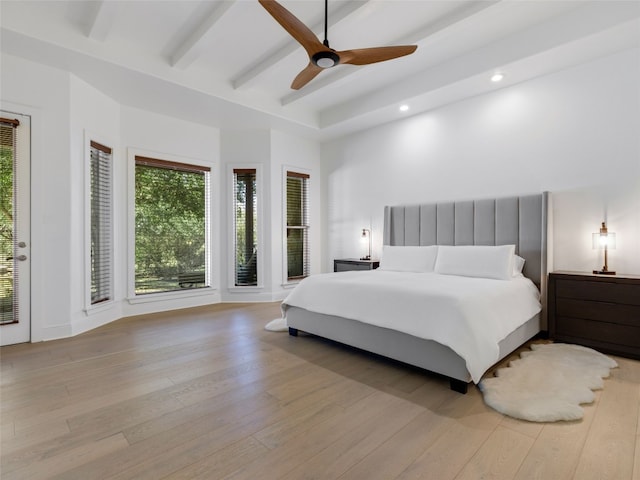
[592,222,616,249]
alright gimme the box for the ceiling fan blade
[258,0,324,56]
[338,45,417,66]
[291,62,323,90]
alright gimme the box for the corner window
[285,171,310,281]
[134,156,210,294]
[89,141,113,305]
[233,169,258,286]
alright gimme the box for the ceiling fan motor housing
[312,51,340,68]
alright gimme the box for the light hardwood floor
[1,302,639,480]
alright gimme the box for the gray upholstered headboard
[383,193,550,291]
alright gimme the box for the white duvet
[282,270,541,383]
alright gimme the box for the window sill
[127,287,217,305]
[84,300,116,315]
[227,286,264,293]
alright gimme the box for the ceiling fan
[258,0,418,90]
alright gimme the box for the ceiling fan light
[312,51,340,69]
[317,58,335,68]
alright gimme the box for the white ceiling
[2,0,639,141]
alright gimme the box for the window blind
[90,141,113,305]
[233,169,258,286]
[286,171,310,280]
[0,118,19,324]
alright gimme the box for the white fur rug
[264,317,287,332]
[479,343,618,422]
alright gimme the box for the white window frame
[227,163,263,291]
[84,131,115,313]
[126,148,216,303]
[282,166,311,287]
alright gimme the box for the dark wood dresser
[548,271,640,359]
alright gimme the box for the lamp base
[593,269,616,275]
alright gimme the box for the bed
[283,193,550,393]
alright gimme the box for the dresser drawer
[333,259,380,272]
[555,279,640,306]
[556,298,640,327]
[555,316,640,349]
[335,262,370,272]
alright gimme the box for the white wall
[2,52,322,341]
[219,129,321,302]
[69,75,122,335]
[1,53,73,340]
[220,130,272,302]
[270,129,322,296]
[321,48,640,275]
[69,89,225,329]
[119,106,222,317]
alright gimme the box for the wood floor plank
[121,363,311,445]
[634,435,640,480]
[278,391,423,480]
[395,392,504,480]
[164,436,269,479]
[2,433,129,480]
[498,414,544,440]
[253,379,375,450]
[12,376,175,432]
[1,302,638,480]
[49,391,282,480]
[572,357,640,480]
[512,391,599,480]
[224,390,415,480]
[454,425,535,480]
[104,398,282,480]
[337,389,475,480]
[0,418,70,456]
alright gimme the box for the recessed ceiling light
[491,72,505,82]
[399,104,410,112]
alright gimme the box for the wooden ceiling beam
[170,0,237,70]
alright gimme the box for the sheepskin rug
[479,343,618,422]
[264,317,287,332]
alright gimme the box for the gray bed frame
[287,192,550,393]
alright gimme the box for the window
[134,156,210,294]
[233,169,258,286]
[285,171,310,281]
[0,118,19,324]
[89,141,113,305]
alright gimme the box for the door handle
[16,255,27,261]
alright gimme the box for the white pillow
[379,245,439,272]
[513,255,526,277]
[434,245,516,280]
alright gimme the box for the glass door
[0,111,31,345]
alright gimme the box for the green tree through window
[286,171,309,280]
[134,156,210,294]
[0,122,16,323]
[233,169,257,286]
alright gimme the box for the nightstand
[548,271,640,359]
[333,258,380,272]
